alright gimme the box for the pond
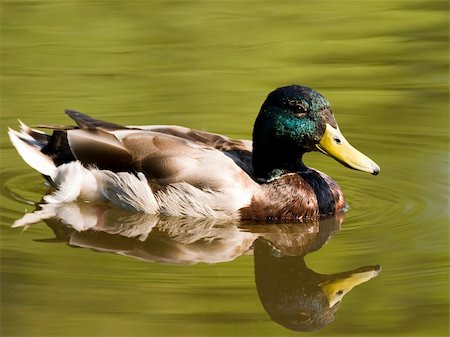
[1,1,448,336]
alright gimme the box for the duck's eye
[287,99,308,118]
[334,137,342,144]
[292,105,308,118]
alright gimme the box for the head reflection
[253,233,380,331]
[15,202,380,331]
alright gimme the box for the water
[1,0,448,336]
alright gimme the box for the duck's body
[8,85,379,221]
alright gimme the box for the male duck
[8,85,379,221]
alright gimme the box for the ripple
[339,134,447,237]
[1,167,49,206]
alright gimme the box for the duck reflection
[14,202,380,331]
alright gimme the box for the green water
[1,0,448,336]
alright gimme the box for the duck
[8,85,379,221]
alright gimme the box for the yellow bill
[316,124,380,175]
[319,265,381,308]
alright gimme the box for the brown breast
[240,170,345,222]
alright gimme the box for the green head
[252,85,379,180]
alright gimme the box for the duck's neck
[252,141,307,180]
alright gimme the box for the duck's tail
[8,121,160,213]
[8,121,56,177]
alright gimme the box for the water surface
[1,1,448,336]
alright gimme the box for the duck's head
[252,85,380,180]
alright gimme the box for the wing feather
[114,127,254,178]
[120,131,255,191]
[133,125,252,152]
[65,109,128,130]
[67,129,132,171]
[65,128,257,196]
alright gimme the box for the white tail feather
[8,128,56,177]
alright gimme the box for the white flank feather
[38,161,241,218]
[155,183,240,219]
[98,171,159,213]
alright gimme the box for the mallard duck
[8,85,379,221]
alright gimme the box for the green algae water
[1,1,448,336]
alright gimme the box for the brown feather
[240,170,345,222]
[67,129,132,170]
[240,174,319,222]
[145,126,254,177]
[149,126,251,152]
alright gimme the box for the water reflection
[251,224,380,331]
[14,203,380,331]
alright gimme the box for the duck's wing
[60,110,255,191]
[63,109,254,179]
[136,126,254,178]
[67,127,255,190]
[135,125,252,152]
[16,109,257,193]
[65,109,252,152]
